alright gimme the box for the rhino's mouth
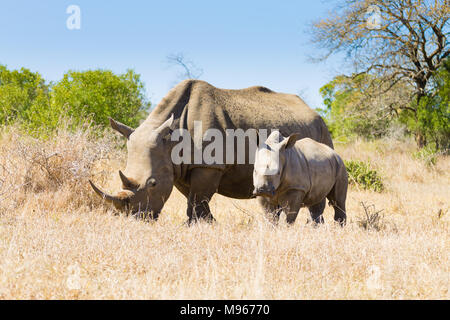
[90,180,162,220]
[252,188,276,198]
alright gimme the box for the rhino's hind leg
[186,168,223,225]
[308,199,325,224]
[326,172,348,226]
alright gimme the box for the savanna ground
[0,125,448,299]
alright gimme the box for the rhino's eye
[146,177,157,187]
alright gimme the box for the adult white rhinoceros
[90,80,334,223]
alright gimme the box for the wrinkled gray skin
[90,80,334,224]
[253,132,347,225]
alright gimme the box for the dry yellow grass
[0,127,448,299]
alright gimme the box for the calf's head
[90,115,176,220]
[253,132,301,197]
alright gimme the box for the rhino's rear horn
[109,118,134,139]
[89,180,127,208]
[119,170,139,190]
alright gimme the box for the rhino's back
[295,138,337,162]
[149,80,327,142]
[188,81,324,138]
[218,85,318,127]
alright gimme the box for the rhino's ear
[280,133,302,150]
[155,114,177,141]
[109,118,134,139]
[255,129,260,148]
[264,130,282,149]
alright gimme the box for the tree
[319,73,406,140]
[0,67,151,135]
[400,58,450,149]
[35,69,151,131]
[166,53,203,80]
[0,65,49,125]
[312,0,449,146]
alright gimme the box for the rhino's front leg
[278,190,305,224]
[187,168,223,224]
[257,196,282,224]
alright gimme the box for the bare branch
[311,0,449,105]
[166,53,203,80]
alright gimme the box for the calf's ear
[280,133,302,150]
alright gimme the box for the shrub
[0,65,50,125]
[0,121,121,212]
[412,143,440,167]
[318,74,397,141]
[27,69,150,133]
[0,66,150,135]
[399,59,449,151]
[357,202,385,231]
[320,60,449,150]
[345,160,384,192]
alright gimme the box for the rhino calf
[253,132,348,225]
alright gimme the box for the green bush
[318,74,394,141]
[0,66,150,135]
[320,59,449,151]
[345,160,384,192]
[412,143,440,167]
[0,65,49,125]
[30,69,150,132]
[400,59,450,151]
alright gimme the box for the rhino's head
[252,131,301,197]
[90,115,176,220]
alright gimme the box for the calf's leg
[278,190,305,224]
[327,172,348,226]
[257,197,281,224]
[308,199,326,224]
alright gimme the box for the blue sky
[0,0,343,109]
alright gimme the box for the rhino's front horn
[89,180,126,208]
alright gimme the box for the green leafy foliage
[320,59,449,151]
[400,59,450,151]
[345,160,384,192]
[0,66,150,135]
[319,74,394,141]
[412,143,439,167]
[0,65,49,125]
[31,69,150,132]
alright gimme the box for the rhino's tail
[319,117,334,150]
